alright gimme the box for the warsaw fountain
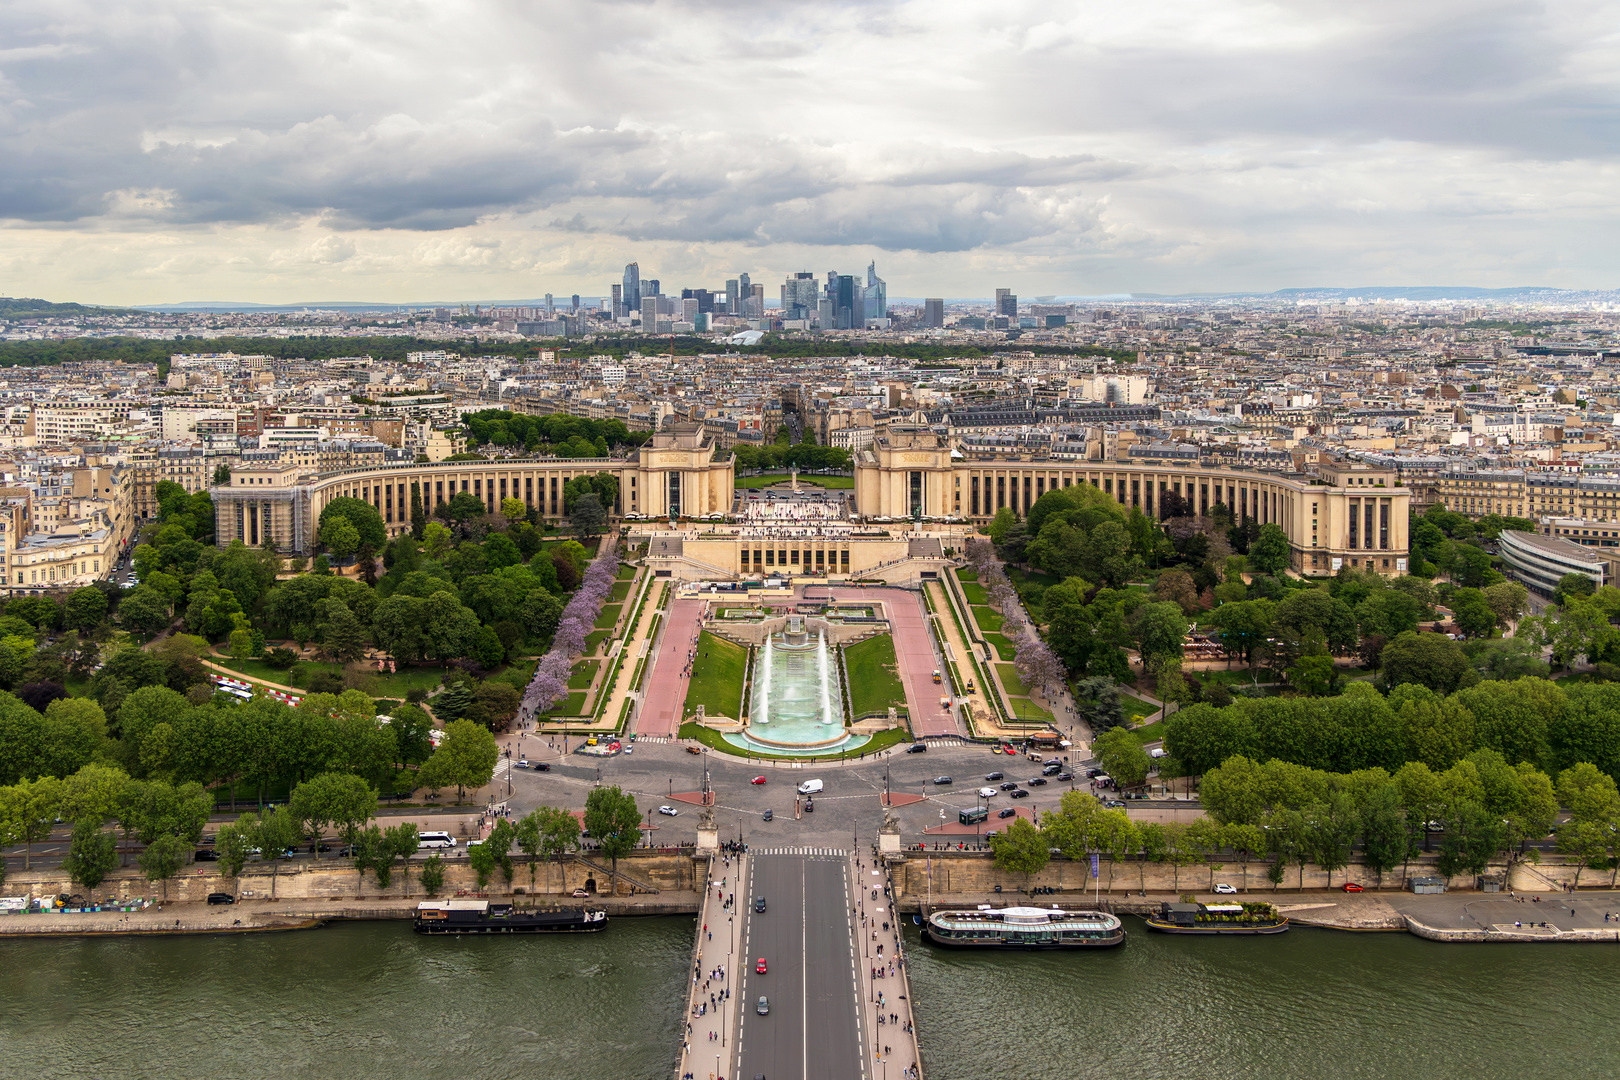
[726,614,870,756]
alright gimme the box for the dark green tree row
[461,409,648,457]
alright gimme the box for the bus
[417,832,456,849]
[959,807,988,825]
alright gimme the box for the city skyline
[1,1,1617,304]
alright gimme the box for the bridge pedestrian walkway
[678,852,746,1080]
[851,852,924,1080]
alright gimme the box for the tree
[65,588,109,633]
[1093,727,1151,788]
[421,853,446,896]
[1482,582,1529,626]
[538,804,582,893]
[1209,600,1273,670]
[320,605,367,664]
[1287,654,1340,697]
[468,837,498,888]
[287,772,377,858]
[253,805,302,898]
[319,516,360,563]
[214,816,256,885]
[1380,632,1472,695]
[119,585,174,636]
[1247,523,1290,574]
[139,833,187,900]
[0,775,62,869]
[1555,572,1597,606]
[989,817,1050,882]
[418,718,498,802]
[584,785,642,894]
[318,496,387,552]
[1129,602,1189,669]
[571,492,607,538]
[64,818,118,894]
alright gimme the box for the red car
[751,776,767,785]
[756,957,768,974]
[1341,882,1364,892]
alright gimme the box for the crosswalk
[751,846,850,857]
[636,736,671,744]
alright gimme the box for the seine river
[4,917,1620,1080]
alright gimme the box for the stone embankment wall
[888,850,1605,905]
[2,851,706,907]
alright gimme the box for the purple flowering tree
[521,538,622,717]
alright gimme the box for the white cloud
[0,0,1617,301]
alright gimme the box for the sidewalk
[851,853,923,1080]
[677,852,745,1080]
[593,578,666,736]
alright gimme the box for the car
[515,759,529,769]
[999,781,1019,791]
[755,896,766,912]
[535,762,550,771]
[1214,883,1238,895]
[932,776,954,785]
[1027,777,1048,786]
[571,889,591,898]
[1086,768,1103,779]
[686,746,703,755]
[906,743,928,753]
[985,772,1004,782]
[658,805,679,816]
[1341,882,1365,893]
[205,892,235,905]
[1045,758,1062,767]
[1056,772,1074,782]
[194,849,219,861]
[1043,764,1062,776]
[751,776,767,785]
[978,787,997,798]
[756,996,770,1016]
[756,957,768,974]
[997,807,1017,819]
[762,808,773,822]
[1010,788,1030,799]
[1105,799,1126,808]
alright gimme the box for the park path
[639,596,705,738]
[825,586,952,739]
[592,577,665,736]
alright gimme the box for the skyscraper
[995,288,1017,317]
[726,279,740,316]
[836,275,856,329]
[544,293,554,315]
[862,262,887,328]
[611,284,623,318]
[571,294,580,311]
[924,298,944,328]
[781,272,818,320]
[623,263,642,315]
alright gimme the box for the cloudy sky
[1,0,1616,304]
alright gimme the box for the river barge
[1142,901,1289,935]
[922,905,1125,949]
[413,900,608,934]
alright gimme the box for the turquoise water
[733,633,869,757]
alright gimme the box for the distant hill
[0,296,136,320]
[1132,285,1620,302]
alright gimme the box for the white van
[417,831,456,849]
[797,779,823,795]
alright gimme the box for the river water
[4,917,1618,1080]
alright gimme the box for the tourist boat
[413,900,609,935]
[1142,901,1289,935]
[921,905,1125,949]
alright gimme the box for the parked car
[1341,882,1365,893]
[194,849,219,861]
[571,889,591,898]
[686,746,703,755]
[906,742,928,753]
[1214,883,1238,894]
[205,893,235,905]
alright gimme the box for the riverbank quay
[677,853,745,1080]
[0,892,706,938]
[858,854,923,1080]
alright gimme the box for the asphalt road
[736,853,863,1080]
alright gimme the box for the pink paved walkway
[827,587,956,738]
[638,597,704,737]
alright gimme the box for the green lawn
[610,580,634,602]
[684,631,747,720]
[844,634,908,718]
[995,663,1030,697]
[218,657,445,698]
[617,563,637,580]
[961,582,990,605]
[956,568,978,582]
[541,691,588,717]
[584,630,611,655]
[1004,697,1054,724]
[735,474,855,489]
[594,604,623,630]
[980,632,1018,661]
[568,659,602,690]
[972,605,1003,633]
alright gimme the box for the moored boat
[413,900,609,934]
[922,905,1125,949]
[1142,901,1289,935]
